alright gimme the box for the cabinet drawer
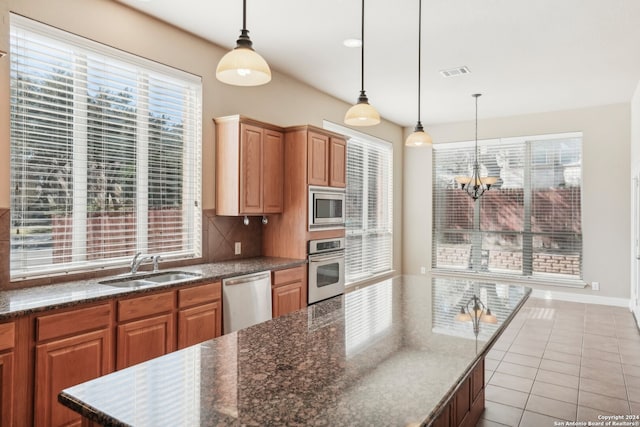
[178,282,221,309]
[0,322,15,351]
[118,291,174,322]
[273,266,304,287]
[37,303,112,342]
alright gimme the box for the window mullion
[71,54,88,263]
[523,141,533,275]
[136,72,149,252]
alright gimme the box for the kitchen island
[59,275,530,426]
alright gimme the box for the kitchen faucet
[130,252,156,274]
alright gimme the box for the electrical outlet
[592,281,600,291]
[234,242,241,255]
[420,266,426,275]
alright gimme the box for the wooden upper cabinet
[215,115,284,215]
[307,131,347,188]
[262,129,284,213]
[329,137,347,188]
[308,131,330,186]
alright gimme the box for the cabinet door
[329,137,347,188]
[35,329,111,427]
[0,352,14,427]
[240,123,264,214]
[116,313,174,370]
[307,132,329,186]
[272,281,304,318]
[263,129,284,213]
[177,301,222,349]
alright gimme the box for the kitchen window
[324,122,393,284]
[433,132,583,282]
[9,15,202,279]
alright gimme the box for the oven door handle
[309,253,344,263]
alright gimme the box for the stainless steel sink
[99,271,201,288]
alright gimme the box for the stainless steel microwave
[308,186,345,230]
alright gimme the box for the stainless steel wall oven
[307,237,345,304]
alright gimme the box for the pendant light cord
[417,0,422,123]
[242,0,247,31]
[474,94,480,169]
[361,0,365,93]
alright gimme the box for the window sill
[431,268,587,289]
[345,270,396,290]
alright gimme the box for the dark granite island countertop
[59,275,531,426]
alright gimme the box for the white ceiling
[116,0,640,127]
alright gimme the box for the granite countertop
[0,257,306,320]
[59,275,531,427]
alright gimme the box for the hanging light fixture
[455,94,498,200]
[216,0,271,86]
[405,0,432,147]
[344,0,380,126]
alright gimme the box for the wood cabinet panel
[308,132,330,186]
[117,291,174,322]
[0,352,14,427]
[0,322,14,352]
[240,123,264,214]
[273,266,304,286]
[178,281,221,309]
[454,377,471,427]
[35,329,111,427]
[177,302,221,349]
[116,313,175,370]
[263,129,284,213]
[272,282,304,318]
[329,137,347,188]
[432,402,451,427]
[37,303,111,342]
[471,359,484,400]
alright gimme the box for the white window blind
[433,133,582,280]
[344,133,393,284]
[10,14,202,279]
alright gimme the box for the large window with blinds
[9,15,202,279]
[433,132,582,281]
[344,134,393,284]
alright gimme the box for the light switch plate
[234,242,241,255]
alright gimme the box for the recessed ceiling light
[343,38,362,48]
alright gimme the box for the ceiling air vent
[439,66,471,78]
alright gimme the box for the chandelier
[455,94,498,200]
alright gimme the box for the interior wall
[403,103,632,300]
[0,0,404,270]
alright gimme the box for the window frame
[432,131,584,285]
[9,14,203,280]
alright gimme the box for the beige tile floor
[477,297,640,427]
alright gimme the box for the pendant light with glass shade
[405,0,432,147]
[455,94,498,200]
[216,0,271,86]
[344,0,380,126]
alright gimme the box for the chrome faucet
[152,255,162,272]
[130,252,153,274]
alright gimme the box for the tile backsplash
[203,209,263,262]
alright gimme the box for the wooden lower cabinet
[432,358,485,427]
[116,291,175,370]
[177,281,222,349]
[0,351,14,426]
[34,304,112,427]
[272,266,306,318]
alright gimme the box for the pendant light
[455,94,498,200]
[216,0,271,86]
[405,0,432,147]
[344,0,380,126]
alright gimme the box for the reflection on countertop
[0,257,306,320]
[59,275,530,427]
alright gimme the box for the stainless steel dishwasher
[222,271,272,334]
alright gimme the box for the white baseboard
[633,306,640,328]
[531,289,631,308]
